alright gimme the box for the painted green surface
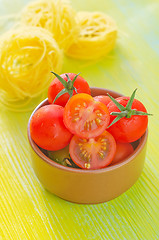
[0,0,159,239]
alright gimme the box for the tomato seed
[96,113,102,117]
[95,118,102,125]
[75,107,80,111]
[73,117,80,122]
[101,146,107,150]
[84,121,93,131]
[85,163,90,169]
[74,112,79,116]
[95,110,101,113]
[80,139,87,143]
[82,149,87,155]
[98,151,105,158]
[83,102,87,107]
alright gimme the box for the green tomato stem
[51,71,81,103]
[107,89,152,128]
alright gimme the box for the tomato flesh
[107,96,148,142]
[64,93,110,138]
[69,130,116,169]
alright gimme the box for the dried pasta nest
[20,0,79,51]
[0,26,63,111]
[66,11,117,60]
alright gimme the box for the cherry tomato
[111,142,134,165]
[107,96,148,142]
[69,131,116,169]
[94,95,111,106]
[63,93,110,139]
[48,73,91,107]
[30,105,72,151]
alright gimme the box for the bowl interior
[27,87,148,173]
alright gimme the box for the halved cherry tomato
[69,130,116,169]
[30,105,72,151]
[111,142,134,165]
[107,96,148,142]
[48,73,91,107]
[63,93,110,138]
[94,95,111,106]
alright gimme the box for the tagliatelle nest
[66,11,117,60]
[20,0,79,51]
[0,1,118,112]
[0,26,63,111]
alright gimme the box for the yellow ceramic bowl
[27,87,148,204]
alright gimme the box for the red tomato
[107,96,148,142]
[30,105,72,151]
[111,142,134,165]
[48,73,91,107]
[69,131,116,169]
[94,95,111,106]
[63,93,110,139]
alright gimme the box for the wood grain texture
[0,0,159,239]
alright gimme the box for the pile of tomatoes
[30,73,149,170]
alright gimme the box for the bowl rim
[27,87,148,174]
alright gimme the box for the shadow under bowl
[27,87,148,204]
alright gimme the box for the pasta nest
[66,11,117,60]
[20,0,79,51]
[0,26,63,102]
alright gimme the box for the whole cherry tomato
[107,89,149,142]
[111,142,134,165]
[63,93,110,139]
[94,95,111,106]
[30,105,72,151]
[48,72,91,107]
[69,130,116,169]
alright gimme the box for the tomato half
[111,142,134,165]
[107,96,148,142]
[48,73,91,107]
[69,130,116,169]
[30,105,72,151]
[94,95,111,106]
[63,93,110,138]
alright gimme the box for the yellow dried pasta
[0,26,63,111]
[20,0,79,51]
[66,11,117,60]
